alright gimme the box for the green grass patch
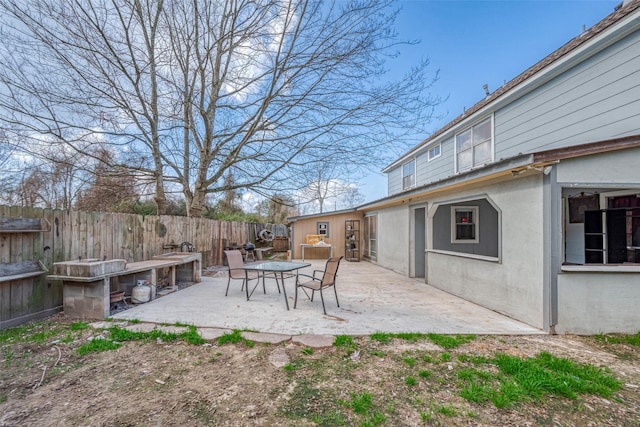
[402,355,417,367]
[349,391,373,414]
[74,324,206,355]
[457,351,621,408]
[595,331,640,346]
[334,335,357,354]
[405,376,417,386]
[77,338,121,355]
[0,324,32,343]
[69,321,90,331]
[333,335,355,348]
[422,354,434,363]
[427,333,476,349]
[217,330,255,347]
[419,369,432,379]
[301,347,314,355]
[437,404,458,417]
[369,332,391,344]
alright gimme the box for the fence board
[1,205,288,328]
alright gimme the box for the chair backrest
[321,256,343,287]
[224,250,245,279]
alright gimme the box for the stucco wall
[557,272,640,334]
[426,175,545,329]
[375,205,410,275]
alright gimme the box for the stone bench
[48,253,202,320]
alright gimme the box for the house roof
[287,207,358,222]
[383,0,640,172]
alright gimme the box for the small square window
[317,222,329,237]
[428,144,441,161]
[451,206,479,243]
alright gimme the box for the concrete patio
[112,259,543,336]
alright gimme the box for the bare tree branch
[0,0,440,215]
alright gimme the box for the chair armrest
[297,273,318,281]
[312,270,324,279]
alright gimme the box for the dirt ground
[1,315,639,427]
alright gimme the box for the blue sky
[358,0,621,202]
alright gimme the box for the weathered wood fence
[0,205,288,329]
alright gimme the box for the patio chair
[294,256,343,314]
[224,250,264,296]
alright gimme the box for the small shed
[288,209,365,261]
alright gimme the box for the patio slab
[112,260,543,336]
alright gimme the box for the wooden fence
[0,205,288,329]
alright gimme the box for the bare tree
[256,193,297,223]
[0,0,439,216]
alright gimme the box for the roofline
[533,134,640,163]
[383,0,640,173]
[287,207,358,222]
[365,134,640,211]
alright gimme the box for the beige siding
[291,212,364,260]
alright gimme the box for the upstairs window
[403,159,416,190]
[456,117,493,173]
[428,144,441,161]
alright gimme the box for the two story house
[290,0,640,334]
[357,0,640,334]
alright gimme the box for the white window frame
[364,214,377,260]
[427,143,441,161]
[317,221,329,238]
[455,116,494,173]
[402,159,416,190]
[451,206,479,243]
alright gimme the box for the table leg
[245,270,250,301]
[280,271,290,310]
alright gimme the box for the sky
[358,0,621,203]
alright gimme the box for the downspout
[543,165,561,333]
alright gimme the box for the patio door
[412,207,426,278]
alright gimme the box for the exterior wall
[415,137,455,189]
[557,146,640,183]
[374,205,410,275]
[560,148,640,265]
[291,212,364,260]
[387,167,402,196]
[555,150,640,333]
[557,272,640,334]
[427,175,545,328]
[387,28,640,196]
[495,29,640,158]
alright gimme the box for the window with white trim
[455,117,493,173]
[402,159,415,190]
[364,214,377,260]
[317,222,329,237]
[427,144,441,161]
[451,206,479,243]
